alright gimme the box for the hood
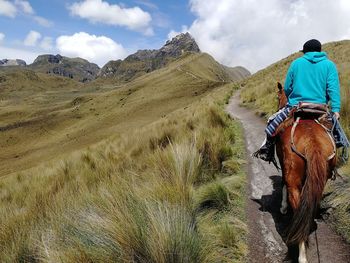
[303,51,328,63]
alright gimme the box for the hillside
[0,52,248,177]
[239,39,350,242]
[0,48,249,261]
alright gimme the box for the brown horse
[275,82,337,263]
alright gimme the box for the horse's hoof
[280,206,287,215]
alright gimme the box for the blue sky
[1,0,350,71]
[0,0,195,66]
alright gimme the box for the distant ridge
[222,65,251,81]
[0,33,250,83]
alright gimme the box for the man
[254,39,341,162]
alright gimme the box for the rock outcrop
[0,59,27,67]
[29,54,100,82]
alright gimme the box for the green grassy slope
[239,40,350,242]
[0,78,247,261]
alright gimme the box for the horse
[275,82,337,263]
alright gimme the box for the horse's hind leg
[280,184,288,214]
[298,241,308,263]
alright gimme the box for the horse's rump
[277,120,336,245]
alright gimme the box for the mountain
[0,59,26,66]
[98,33,250,83]
[98,33,202,81]
[1,33,249,84]
[29,54,100,82]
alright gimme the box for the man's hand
[333,112,340,120]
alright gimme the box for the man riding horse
[254,39,341,162]
[253,40,349,262]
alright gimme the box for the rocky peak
[161,33,200,57]
[0,59,27,67]
[122,33,200,63]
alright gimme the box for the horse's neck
[279,93,288,109]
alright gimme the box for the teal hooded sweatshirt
[284,51,341,112]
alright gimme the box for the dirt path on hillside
[226,92,350,263]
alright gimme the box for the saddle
[277,102,331,134]
[293,102,329,119]
[294,102,329,119]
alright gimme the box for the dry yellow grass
[0,82,247,262]
[0,52,243,177]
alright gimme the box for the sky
[1,0,350,72]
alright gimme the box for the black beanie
[301,39,322,53]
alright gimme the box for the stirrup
[253,149,280,170]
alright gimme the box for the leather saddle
[293,102,329,120]
[276,102,331,135]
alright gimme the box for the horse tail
[286,150,329,245]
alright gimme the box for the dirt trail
[226,92,350,263]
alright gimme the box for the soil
[226,92,350,263]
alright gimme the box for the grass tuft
[0,84,247,262]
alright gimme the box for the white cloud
[0,32,5,44]
[56,32,127,66]
[15,0,33,14]
[34,16,53,27]
[24,30,41,46]
[0,45,39,62]
[40,37,53,50]
[0,0,17,17]
[0,0,52,27]
[135,0,158,10]
[0,0,33,17]
[168,25,189,40]
[69,0,153,35]
[23,31,53,51]
[188,0,350,72]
